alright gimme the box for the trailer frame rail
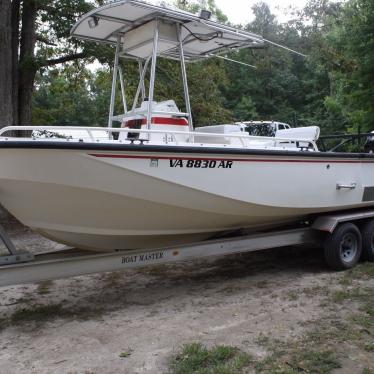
[0,227,316,287]
[2,208,374,287]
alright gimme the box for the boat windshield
[245,124,276,137]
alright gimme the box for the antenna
[264,38,307,58]
[211,54,257,69]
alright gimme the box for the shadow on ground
[0,244,328,328]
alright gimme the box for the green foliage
[10,303,104,325]
[119,349,133,358]
[32,57,231,127]
[169,342,252,374]
[223,3,309,125]
[363,369,374,374]
[187,61,232,125]
[233,96,258,121]
[11,304,64,323]
[31,0,374,135]
[36,0,113,67]
[324,0,374,132]
[174,0,228,22]
[33,63,98,126]
[256,348,341,373]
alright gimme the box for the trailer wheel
[360,220,374,262]
[324,223,362,270]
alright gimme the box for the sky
[213,0,307,24]
[146,0,309,24]
[88,0,308,70]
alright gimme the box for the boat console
[118,100,190,143]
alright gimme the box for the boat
[0,0,374,252]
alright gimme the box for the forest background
[0,0,373,135]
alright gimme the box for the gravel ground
[0,222,373,374]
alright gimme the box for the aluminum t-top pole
[118,66,127,114]
[108,35,121,129]
[132,57,151,112]
[138,60,146,102]
[177,23,193,132]
[147,20,159,129]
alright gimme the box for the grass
[10,303,104,325]
[330,289,351,303]
[0,317,8,333]
[355,262,374,277]
[329,286,369,304]
[101,271,124,288]
[352,314,373,330]
[11,304,63,323]
[303,282,374,352]
[286,291,299,302]
[169,343,252,374]
[330,284,372,303]
[327,279,374,348]
[255,348,341,374]
[289,350,341,373]
[119,349,133,358]
[253,332,342,374]
[301,285,329,298]
[359,293,374,317]
[339,262,374,282]
[251,263,374,373]
[255,333,271,347]
[37,280,54,295]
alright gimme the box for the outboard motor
[364,132,374,153]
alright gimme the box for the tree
[223,3,301,123]
[0,0,108,128]
[324,0,374,132]
[53,0,233,127]
[6,0,371,136]
[174,0,228,22]
[233,97,258,121]
[0,0,13,127]
[1,0,233,129]
[33,64,97,126]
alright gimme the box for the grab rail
[0,125,318,150]
[318,133,373,153]
[111,111,190,122]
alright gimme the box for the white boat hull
[1,146,374,251]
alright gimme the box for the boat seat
[276,126,320,142]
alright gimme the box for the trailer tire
[360,220,374,262]
[324,223,362,270]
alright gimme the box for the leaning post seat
[119,100,190,143]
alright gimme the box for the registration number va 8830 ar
[169,159,233,169]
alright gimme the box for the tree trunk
[0,0,13,128]
[2,1,91,130]
[0,1,18,220]
[11,0,21,126]
[18,0,38,125]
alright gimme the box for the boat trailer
[1,209,374,287]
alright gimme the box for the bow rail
[0,125,318,150]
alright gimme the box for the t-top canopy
[70,0,265,61]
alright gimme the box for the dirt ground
[0,222,373,374]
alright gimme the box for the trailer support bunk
[0,227,315,287]
[1,208,374,287]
